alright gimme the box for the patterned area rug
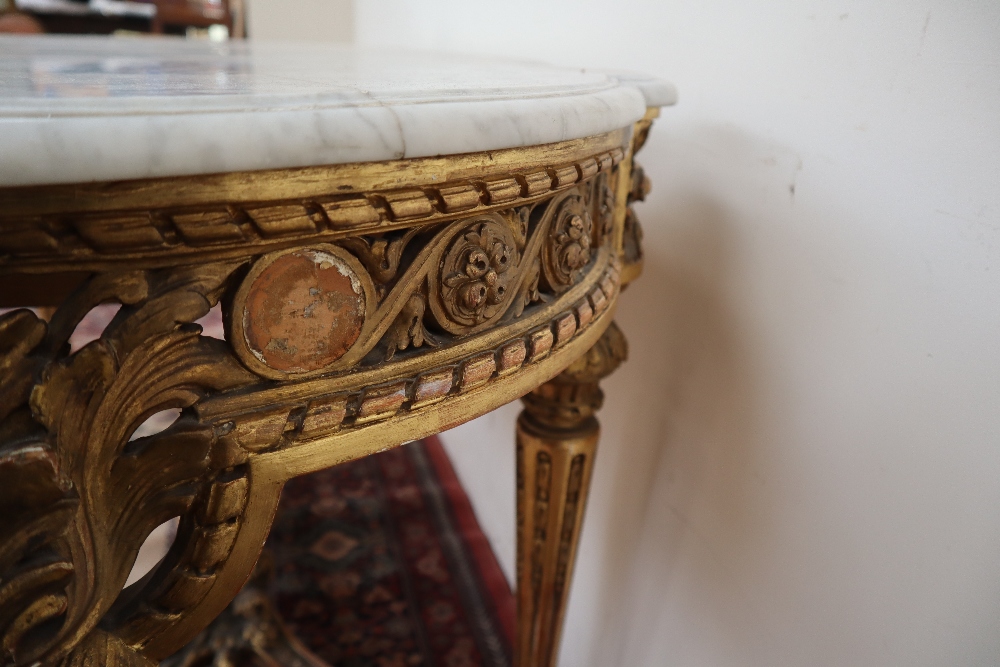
[266,437,514,667]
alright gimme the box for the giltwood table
[0,36,674,667]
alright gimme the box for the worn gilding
[0,109,660,667]
[243,248,366,373]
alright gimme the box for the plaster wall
[246,0,352,42]
[354,2,1000,665]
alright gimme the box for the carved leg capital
[515,322,627,667]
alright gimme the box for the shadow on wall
[581,130,778,664]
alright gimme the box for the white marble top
[0,36,675,187]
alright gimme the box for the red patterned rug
[266,437,514,667]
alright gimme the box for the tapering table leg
[515,322,628,667]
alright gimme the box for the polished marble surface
[0,36,676,186]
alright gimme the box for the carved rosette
[438,217,520,329]
[542,193,595,294]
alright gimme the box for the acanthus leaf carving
[510,256,542,320]
[597,172,616,239]
[622,163,650,269]
[512,206,530,249]
[338,227,422,289]
[0,263,256,667]
[380,290,439,361]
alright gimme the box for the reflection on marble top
[0,36,676,186]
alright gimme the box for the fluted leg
[515,322,627,667]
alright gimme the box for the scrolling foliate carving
[420,183,605,340]
[424,206,546,339]
[510,257,541,321]
[440,218,520,329]
[227,175,611,380]
[0,264,256,667]
[622,163,650,271]
[379,290,439,361]
[338,227,422,289]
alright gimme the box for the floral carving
[0,134,638,667]
[439,219,520,329]
[542,194,595,293]
[597,172,616,238]
[558,214,592,272]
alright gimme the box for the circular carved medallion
[233,245,375,377]
[433,215,521,333]
[543,193,594,292]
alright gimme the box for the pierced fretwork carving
[0,189,623,667]
[0,264,257,667]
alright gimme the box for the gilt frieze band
[0,142,624,274]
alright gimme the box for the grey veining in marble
[0,35,676,186]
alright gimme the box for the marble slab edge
[0,84,666,187]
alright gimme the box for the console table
[0,35,674,667]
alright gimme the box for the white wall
[356,2,1000,666]
[246,0,352,42]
